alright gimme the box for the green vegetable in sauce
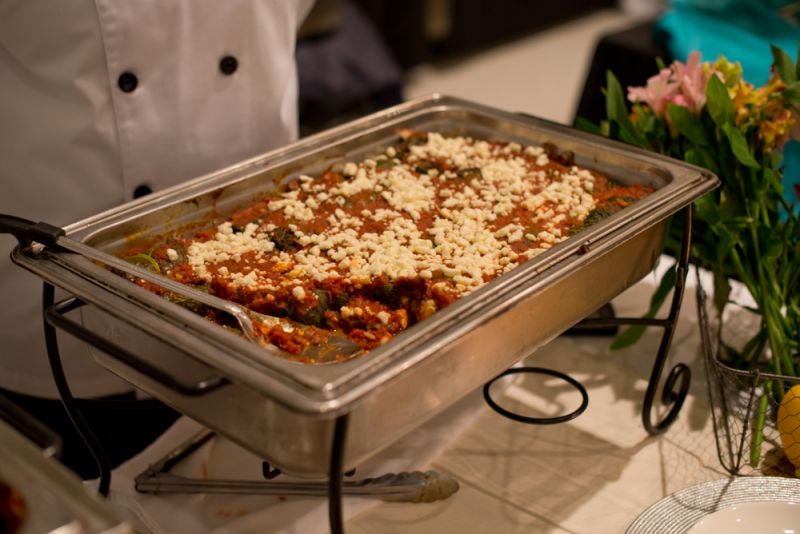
[270,226,299,252]
[568,196,640,236]
[409,134,427,145]
[165,283,209,314]
[457,167,482,180]
[297,289,329,327]
[414,161,440,174]
[124,253,161,273]
[161,242,186,270]
[374,282,394,302]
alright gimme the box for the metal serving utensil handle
[58,237,363,362]
[61,241,364,361]
[55,238,258,342]
[2,215,362,362]
[0,214,256,338]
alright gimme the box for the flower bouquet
[580,46,800,473]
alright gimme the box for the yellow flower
[713,56,742,89]
[730,74,797,153]
[760,108,798,152]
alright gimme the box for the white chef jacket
[0,0,314,398]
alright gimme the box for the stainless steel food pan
[12,95,718,477]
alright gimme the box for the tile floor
[347,261,727,533]
[404,8,640,124]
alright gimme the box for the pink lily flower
[627,51,719,117]
[674,51,708,113]
[627,68,680,116]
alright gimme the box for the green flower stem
[748,207,794,389]
[593,50,800,470]
[750,382,770,467]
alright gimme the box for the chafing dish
[11,95,718,477]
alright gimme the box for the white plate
[627,477,800,534]
[687,501,800,533]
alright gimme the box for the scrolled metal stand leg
[640,205,692,435]
[556,205,695,435]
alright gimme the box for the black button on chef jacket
[219,55,238,75]
[118,71,138,93]
[133,184,152,198]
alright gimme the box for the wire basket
[697,278,800,477]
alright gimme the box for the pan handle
[45,298,228,397]
[0,213,65,247]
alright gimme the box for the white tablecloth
[100,259,744,533]
[104,384,487,533]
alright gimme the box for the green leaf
[719,189,740,218]
[797,43,800,80]
[693,193,720,224]
[797,43,800,81]
[605,71,648,148]
[722,123,760,168]
[608,120,622,142]
[574,116,603,135]
[771,44,797,84]
[714,225,739,249]
[638,108,657,135]
[610,325,645,351]
[684,149,702,167]
[667,104,709,147]
[611,264,677,350]
[692,239,717,267]
[706,74,735,127]
[784,82,800,107]
[758,226,783,260]
[718,216,753,231]
[763,167,784,194]
[617,125,642,146]
[605,71,630,125]
[684,147,720,174]
[713,271,731,317]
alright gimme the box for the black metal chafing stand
[41,286,355,533]
[483,205,693,435]
[40,298,461,534]
[3,205,693,533]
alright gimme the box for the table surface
[106,261,744,533]
[348,262,728,534]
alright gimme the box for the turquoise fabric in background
[658,0,800,207]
